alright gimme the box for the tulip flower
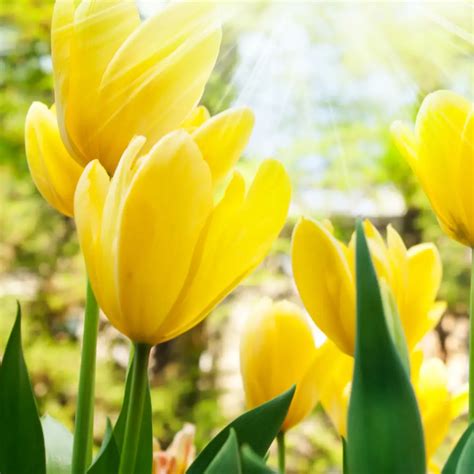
[316,342,467,472]
[51,0,222,173]
[239,300,320,433]
[74,120,291,345]
[292,218,445,355]
[24,102,83,217]
[391,91,474,247]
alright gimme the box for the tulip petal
[95,136,148,335]
[158,159,291,342]
[74,160,112,319]
[415,91,472,244]
[292,218,355,355]
[51,0,76,157]
[415,358,451,459]
[97,3,222,172]
[192,107,255,185]
[403,243,443,347]
[457,107,474,244]
[57,0,140,164]
[25,102,83,217]
[181,106,211,132]
[116,131,213,343]
[390,120,419,171]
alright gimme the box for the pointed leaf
[187,386,295,474]
[347,222,425,473]
[205,429,242,474]
[455,426,474,474]
[443,424,474,474]
[0,303,46,474]
[42,415,73,474]
[88,419,120,474]
[241,445,277,474]
[113,350,153,474]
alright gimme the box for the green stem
[72,278,100,474]
[342,436,348,473]
[469,249,474,422]
[119,343,151,474]
[277,431,286,473]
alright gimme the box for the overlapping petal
[25,101,83,217]
[158,159,291,342]
[192,107,255,185]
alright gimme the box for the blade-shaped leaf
[442,424,474,474]
[114,350,153,474]
[347,222,425,473]
[455,425,474,474]
[88,419,120,474]
[0,303,46,474]
[241,445,277,474]
[187,386,295,474]
[205,429,242,474]
[42,415,73,474]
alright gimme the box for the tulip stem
[72,278,100,474]
[119,342,151,474]
[469,249,474,422]
[277,431,286,473]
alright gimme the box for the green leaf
[455,425,474,474]
[0,303,46,474]
[205,429,242,474]
[443,424,474,474]
[241,445,277,474]
[380,280,410,376]
[187,386,295,474]
[42,415,73,474]
[88,419,120,474]
[347,222,425,474]
[113,350,153,474]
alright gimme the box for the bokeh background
[1,1,473,472]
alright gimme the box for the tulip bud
[239,300,320,432]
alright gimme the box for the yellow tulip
[316,342,468,470]
[51,0,222,173]
[391,90,474,247]
[74,124,291,344]
[292,218,445,355]
[239,300,320,432]
[24,101,83,217]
